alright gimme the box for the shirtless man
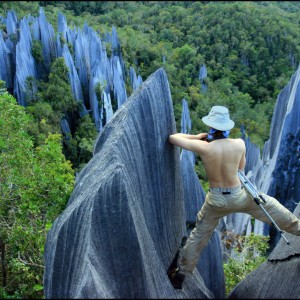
[167,105,300,289]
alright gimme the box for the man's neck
[207,131,228,142]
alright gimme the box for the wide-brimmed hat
[202,106,234,131]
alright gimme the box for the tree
[25,101,61,146]
[42,57,78,115]
[0,93,75,298]
[74,114,98,170]
[31,40,43,64]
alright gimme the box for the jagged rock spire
[44,68,219,299]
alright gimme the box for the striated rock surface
[199,64,207,93]
[227,65,300,298]
[129,66,143,91]
[5,10,17,36]
[0,30,12,89]
[44,68,215,299]
[256,64,300,210]
[62,43,83,103]
[248,64,300,247]
[0,9,129,131]
[14,17,37,106]
[228,203,300,299]
[38,7,57,73]
[240,126,266,236]
[180,98,191,135]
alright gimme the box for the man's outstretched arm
[168,133,208,152]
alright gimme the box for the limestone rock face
[247,64,300,246]
[129,66,143,91]
[0,30,12,89]
[14,17,37,106]
[227,203,300,299]
[44,68,216,299]
[257,64,300,212]
[227,65,300,298]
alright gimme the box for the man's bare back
[168,133,246,188]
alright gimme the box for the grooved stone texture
[44,68,219,299]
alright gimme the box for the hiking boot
[167,267,185,289]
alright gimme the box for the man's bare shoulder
[229,138,246,149]
[229,137,245,144]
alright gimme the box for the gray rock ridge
[129,66,143,91]
[228,63,300,295]
[254,64,300,203]
[44,68,214,299]
[244,64,300,249]
[227,203,300,299]
[199,64,207,93]
[268,203,300,262]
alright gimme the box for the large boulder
[43,68,217,299]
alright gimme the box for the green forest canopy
[1,1,300,147]
[0,90,75,298]
[4,2,300,141]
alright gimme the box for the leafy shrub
[0,93,75,298]
[223,233,269,296]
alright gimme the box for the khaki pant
[179,186,300,275]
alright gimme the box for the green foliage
[23,56,98,170]
[31,40,43,64]
[0,93,75,298]
[25,101,61,146]
[223,233,270,296]
[42,57,78,113]
[0,80,7,95]
[25,76,38,104]
[0,1,40,17]
[95,81,106,105]
[183,77,273,149]
[36,57,87,168]
[73,114,98,171]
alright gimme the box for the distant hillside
[1,1,300,148]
